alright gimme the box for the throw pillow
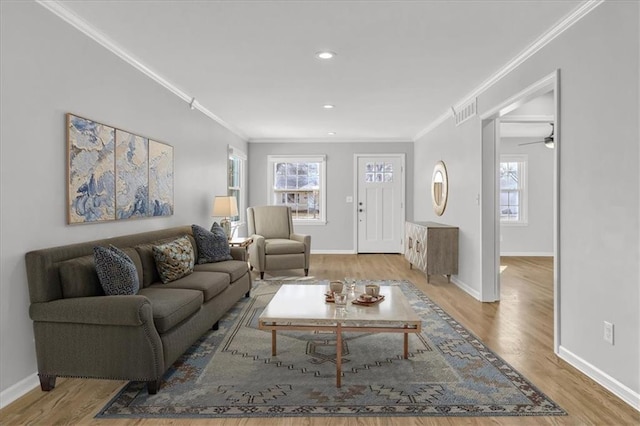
[152,235,195,283]
[192,223,233,264]
[93,245,140,295]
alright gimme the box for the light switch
[346,196,353,203]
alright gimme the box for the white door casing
[479,69,560,353]
[355,154,405,253]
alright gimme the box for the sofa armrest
[29,295,153,326]
[230,247,247,261]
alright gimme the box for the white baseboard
[500,252,554,257]
[310,249,356,254]
[559,346,640,411]
[450,276,481,300]
[0,373,39,409]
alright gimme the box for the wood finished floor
[2,255,638,425]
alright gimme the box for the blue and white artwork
[148,140,174,216]
[67,114,174,224]
[68,114,116,223]
[115,130,149,219]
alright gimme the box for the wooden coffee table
[258,284,422,387]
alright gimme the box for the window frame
[499,154,528,226]
[228,145,246,228]
[267,154,327,225]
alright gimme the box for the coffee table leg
[336,323,342,388]
[404,325,409,359]
[272,330,277,356]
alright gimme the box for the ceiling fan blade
[518,140,544,146]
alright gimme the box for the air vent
[453,98,477,126]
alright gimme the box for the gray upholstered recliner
[247,206,311,279]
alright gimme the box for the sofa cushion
[57,248,143,299]
[94,246,140,295]
[136,235,197,288]
[137,287,203,333]
[58,255,104,298]
[148,271,230,302]
[194,260,249,282]
[192,224,233,264]
[265,239,305,255]
[152,236,195,284]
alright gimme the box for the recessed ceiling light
[328,132,336,136]
[316,51,336,60]
[323,104,335,109]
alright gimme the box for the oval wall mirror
[431,161,449,216]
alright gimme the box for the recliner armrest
[290,233,310,246]
[247,234,266,272]
[29,295,153,327]
[250,234,265,248]
[290,233,311,269]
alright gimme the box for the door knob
[359,209,364,212]
[358,202,363,206]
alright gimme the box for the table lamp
[212,195,238,238]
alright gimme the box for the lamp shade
[212,196,238,217]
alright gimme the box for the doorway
[480,70,560,352]
[354,154,405,253]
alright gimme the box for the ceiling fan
[518,123,554,148]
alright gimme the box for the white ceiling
[54,0,582,142]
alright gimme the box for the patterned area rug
[97,280,565,419]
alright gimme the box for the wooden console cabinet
[404,221,459,283]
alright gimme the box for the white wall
[499,136,554,255]
[248,142,414,252]
[414,1,639,401]
[0,2,247,402]
[414,119,483,297]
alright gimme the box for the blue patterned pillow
[152,235,195,283]
[94,245,140,295]
[192,224,233,264]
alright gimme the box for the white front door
[356,154,405,253]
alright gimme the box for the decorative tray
[325,292,344,303]
[351,295,385,306]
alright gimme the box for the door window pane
[364,161,394,184]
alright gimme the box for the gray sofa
[25,226,251,394]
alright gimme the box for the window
[228,146,246,223]
[267,155,326,224]
[500,155,527,224]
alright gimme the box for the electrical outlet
[603,321,614,345]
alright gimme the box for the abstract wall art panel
[148,140,174,217]
[115,129,149,219]
[67,114,116,224]
[66,113,173,224]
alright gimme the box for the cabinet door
[405,223,428,270]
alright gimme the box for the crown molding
[248,138,413,144]
[36,0,247,141]
[413,0,604,141]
